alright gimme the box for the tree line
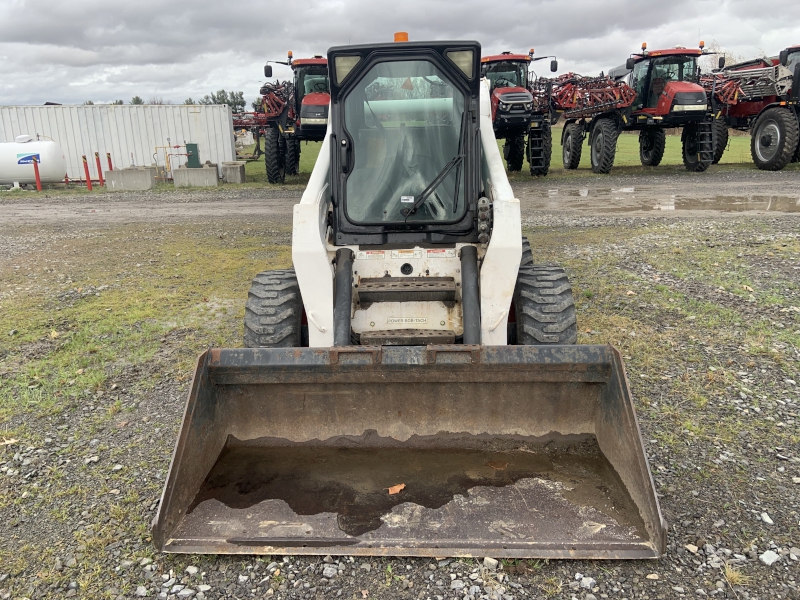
[81,90,247,111]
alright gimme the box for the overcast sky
[2,0,799,107]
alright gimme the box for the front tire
[562,122,582,169]
[528,122,552,176]
[682,123,712,172]
[285,137,301,176]
[512,265,578,345]
[244,269,305,347]
[264,127,285,184]
[639,129,666,166]
[504,134,525,171]
[750,107,799,171]
[590,118,618,174]
[712,118,729,164]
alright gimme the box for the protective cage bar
[153,344,666,559]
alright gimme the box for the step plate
[360,328,455,346]
[358,277,456,303]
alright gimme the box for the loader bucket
[153,345,666,559]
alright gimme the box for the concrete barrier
[106,167,156,191]
[174,165,218,188]
[222,161,247,184]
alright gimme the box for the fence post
[82,155,93,191]
[106,152,113,172]
[32,156,42,191]
[95,152,105,186]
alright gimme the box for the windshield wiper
[402,109,468,223]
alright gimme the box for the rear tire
[264,127,285,184]
[639,129,666,166]
[244,269,304,348]
[521,236,533,266]
[504,134,525,171]
[590,118,618,174]
[513,265,578,345]
[528,121,552,176]
[750,107,799,171]
[562,122,582,169]
[285,137,301,176]
[712,118,728,164]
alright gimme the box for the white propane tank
[0,135,67,184]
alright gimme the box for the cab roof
[293,58,327,67]
[482,53,530,63]
[632,48,703,61]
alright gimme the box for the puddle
[188,433,644,538]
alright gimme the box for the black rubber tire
[244,269,304,348]
[521,236,533,266]
[504,134,525,171]
[264,127,285,184]
[712,118,729,164]
[513,265,578,345]
[750,107,799,171]
[682,123,712,172]
[792,137,800,163]
[528,122,552,176]
[562,122,582,169]
[639,129,666,166]
[590,118,618,174]
[285,136,301,176]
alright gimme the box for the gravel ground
[1,169,799,600]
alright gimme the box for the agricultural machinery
[481,50,558,175]
[154,35,666,559]
[554,43,717,173]
[703,45,800,170]
[255,52,330,183]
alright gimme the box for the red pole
[95,152,105,186]
[32,156,42,191]
[82,155,93,191]
[106,152,113,171]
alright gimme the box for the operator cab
[328,41,481,245]
[482,57,529,91]
[291,56,330,138]
[630,53,698,109]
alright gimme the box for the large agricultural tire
[528,122,552,176]
[512,265,578,345]
[750,107,799,171]
[792,137,800,163]
[562,122,583,169]
[285,137,301,176]
[590,118,618,174]
[712,118,729,164]
[504,134,525,171]
[264,127,285,184]
[521,236,533,266]
[244,269,306,348]
[639,129,666,166]
[682,123,713,172]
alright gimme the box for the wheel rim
[592,130,604,165]
[755,121,781,162]
[563,133,572,163]
[641,133,652,161]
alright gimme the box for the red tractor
[704,45,800,170]
[260,52,330,183]
[559,43,716,173]
[481,50,558,176]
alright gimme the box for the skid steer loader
[153,37,666,559]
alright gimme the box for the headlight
[524,102,533,110]
[499,101,510,111]
[672,104,707,112]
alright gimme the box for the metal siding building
[0,105,235,180]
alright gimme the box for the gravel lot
[1,168,799,600]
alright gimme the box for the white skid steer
[153,38,666,559]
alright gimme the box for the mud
[188,434,644,539]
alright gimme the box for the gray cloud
[1,0,799,105]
